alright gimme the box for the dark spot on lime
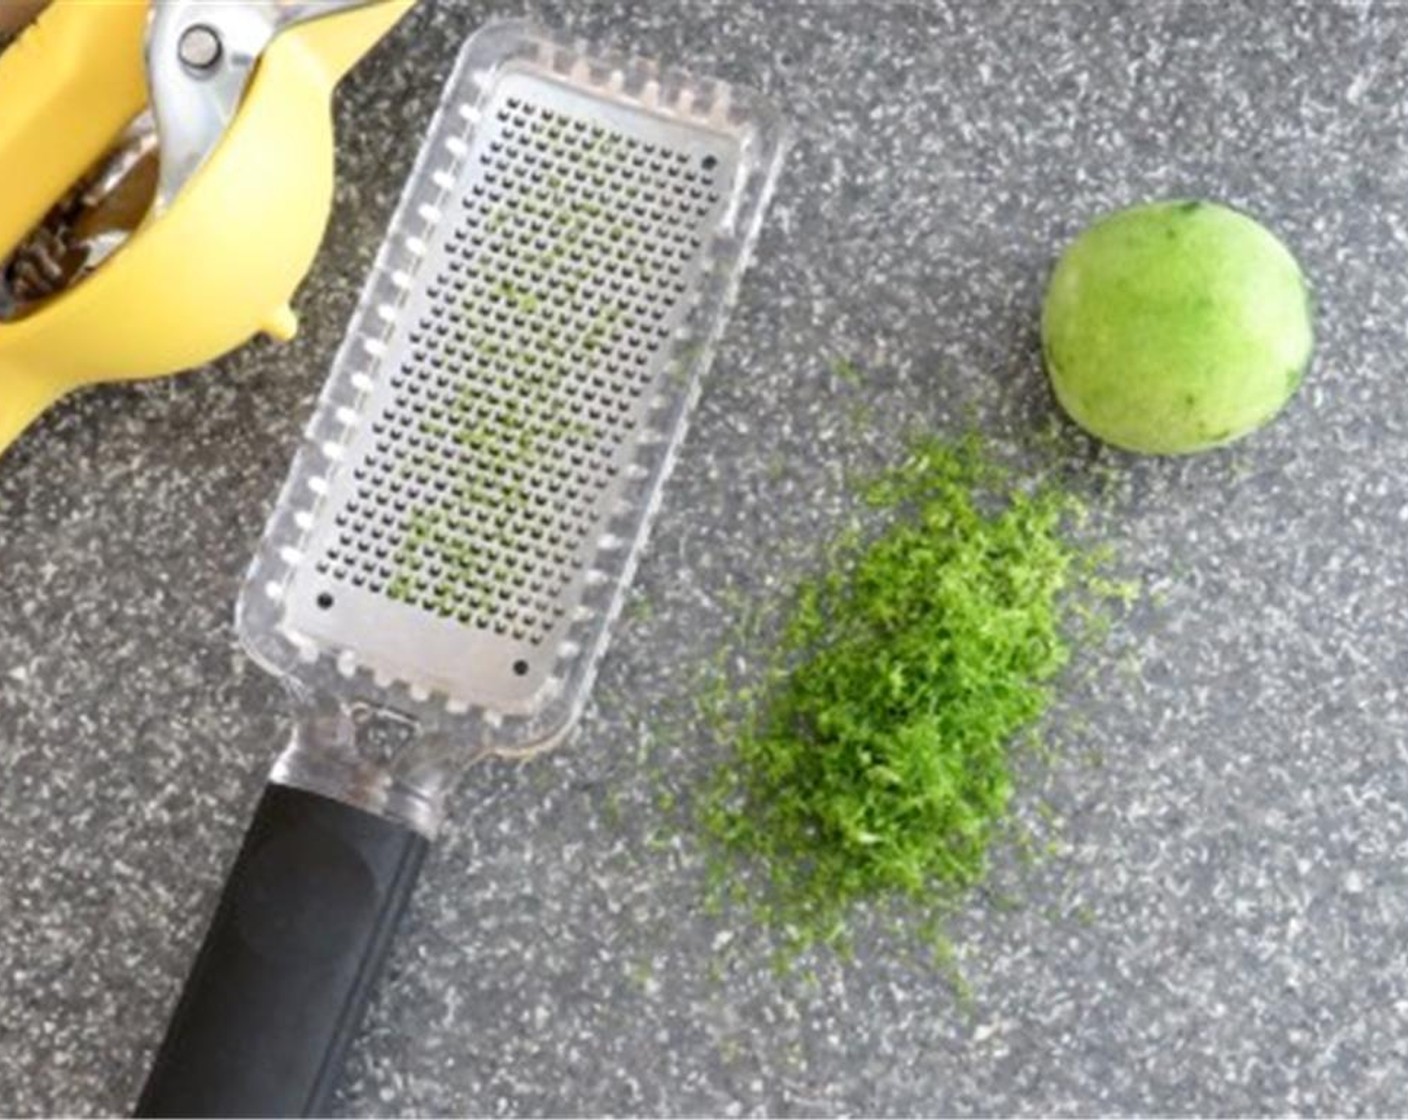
[1178,200,1203,214]
[1286,365,1305,394]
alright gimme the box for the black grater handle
[135,783,429,1119]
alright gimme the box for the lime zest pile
[699,433,1124,957]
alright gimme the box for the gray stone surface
[4,0,1408,1114]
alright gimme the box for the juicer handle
[134,784,428,1119]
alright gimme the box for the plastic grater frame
[235,19,788,762]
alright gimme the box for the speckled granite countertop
[5,1,1408,1115]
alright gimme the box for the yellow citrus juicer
[0,0,415,457]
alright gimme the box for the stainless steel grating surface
[310,84,726,648]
